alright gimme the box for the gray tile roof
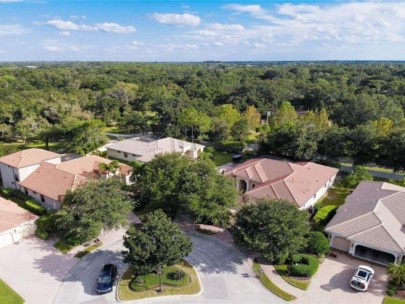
[325,181,405,254]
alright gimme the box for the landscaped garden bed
[118,261,200,301]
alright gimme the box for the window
[124,153,128,158]
[14,174,19,182]
[251,184,256,189]
[24,188,28,195]
[33,191,37,194]
[40,195,45,203]
[313,194,316,199]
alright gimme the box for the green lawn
[0,279,24,304]
[118,261,200,301]
[316,186,350,208]
[383,296,405,304]
[103,126,129,135]
[212,151,233,166]
[341,162,395,173]
[53,240,74,254]
[252,261,296,301]
[274,265,311,290]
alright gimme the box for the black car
[95,264,117,294]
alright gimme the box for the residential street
[53,231,284,304]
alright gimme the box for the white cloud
[59,31,70,36]
[253,42,266,49]
[195,2,405,48]
[205,23,244,31]
[152,13,201,26]
[43,45,64,52]
[45,19,136,33]
[0,24,29,36]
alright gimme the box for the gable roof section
[0,196,38,233]
[56,155,132,177]
[19,162,85,201]
[226,158,338,207]
[0,148,61,168]
[326,181,405,254]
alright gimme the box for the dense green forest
[0,62,404,170]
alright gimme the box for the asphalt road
[53,232,285,304]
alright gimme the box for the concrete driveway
[53,231,285,304]
[294,253,388,304]
[0,236,77,304]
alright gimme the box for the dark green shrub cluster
[387,281,398,297]
[306,231,330,256]
[25,199,47,216]
[35,229,48,240]
[289,254,319,277]
[168,270,186,281]
[313,205,338,225]
[0,187,14,198]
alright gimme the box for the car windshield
[98,276,112,284]
[357,270,368,279]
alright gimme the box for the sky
[1,0,405,61]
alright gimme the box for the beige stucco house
[325,181,405,265]
[224,158,338,210]
[106,137,205,163]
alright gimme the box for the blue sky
[1,0,405,61]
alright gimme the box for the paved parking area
[0,236,77,304]
[295,252,388,304]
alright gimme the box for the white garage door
[0,233,13,249]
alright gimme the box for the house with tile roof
[0,196,38,248]
[224,158,338,209]
[0,148,62,190]
[18,155,132,210]
[325,181,405,265]
[106,137,205,163]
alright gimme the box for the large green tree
[133,154,237,225]
[54,178,132,245]
[232,199,310,263]
[122,209,192,285]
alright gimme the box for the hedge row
[313,205,338,225]
[1,188,47,216]
[290,254,319,277]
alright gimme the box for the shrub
[25,199,46,216]
[386,289,395,297]
[168,270,186,281]
[0,188,14,198]
[290,254,319,277]
[306,231,330,256]
[35,229,48,240]
[313,205,338,225]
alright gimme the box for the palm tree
[387,263,405,287]
[98,160,120,177]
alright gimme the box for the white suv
[350,265,374,291]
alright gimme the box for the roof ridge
[348,222,384,239]
[280,178,299,206]
[380,223,405,253]
[326,211,379,231]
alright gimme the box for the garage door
[332,236,351,252]
[0,233,13,248]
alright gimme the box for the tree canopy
[122,209,192,275]
[53,178,132,245]
[231,199,310,263]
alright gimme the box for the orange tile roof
[56,155,132,176]
[226,158,339,207]
[0,196,38,233]
[0,148,61,168]
[19,162,85,201]
[19,155,131,203]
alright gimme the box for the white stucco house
[0,148,62,190]
[0,196,38,248]
[106,137,205,163]
[223,158,339,210]
[325,181,405,265]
